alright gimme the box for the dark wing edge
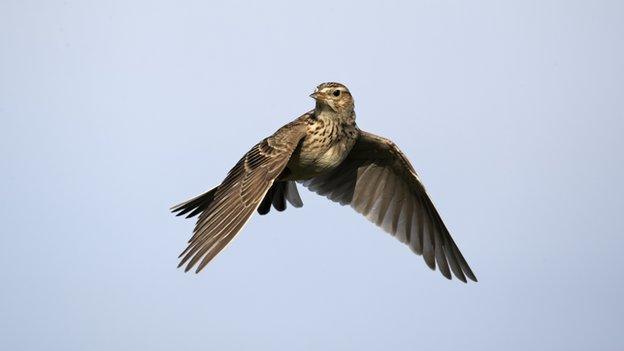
[173,120,307,273]
[301,130,477,283]
[171,187,218,218]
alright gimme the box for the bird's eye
[333,90,341,97]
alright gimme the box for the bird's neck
[314,106,356,127]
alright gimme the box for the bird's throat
[314,104,355,125]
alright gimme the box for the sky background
[1,1,623,350]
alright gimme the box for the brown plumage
[171,82,477,282]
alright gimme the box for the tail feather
[171,187,218,218]
[257,185,277,215]
[257,181,303,215]
[272,182,287,211]
[173,181,303,218]
[285,181,303,208]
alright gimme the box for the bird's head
[310,82,354,115]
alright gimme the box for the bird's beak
[310,91,337,111]
[310,92,328,101]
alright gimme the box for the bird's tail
[170,187,218,218]
[257,181,303,215]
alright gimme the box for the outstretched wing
[174,119,307,273]
[301,131,477,282]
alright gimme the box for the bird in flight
[171,82,477,282]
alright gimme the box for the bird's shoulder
[351,130,418,177]
[261,111,313,153]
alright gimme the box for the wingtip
[464,266,478,282]
[423,254,436,271]
[171,207,187,217]
[195,265,207,274]
[170,202,184,212]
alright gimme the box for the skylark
[172,82,477,282]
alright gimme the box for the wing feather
[300,130,476,282]
[172,118,307,273]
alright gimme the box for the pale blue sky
[1,1,623,350]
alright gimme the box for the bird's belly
[287,140,352,180]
